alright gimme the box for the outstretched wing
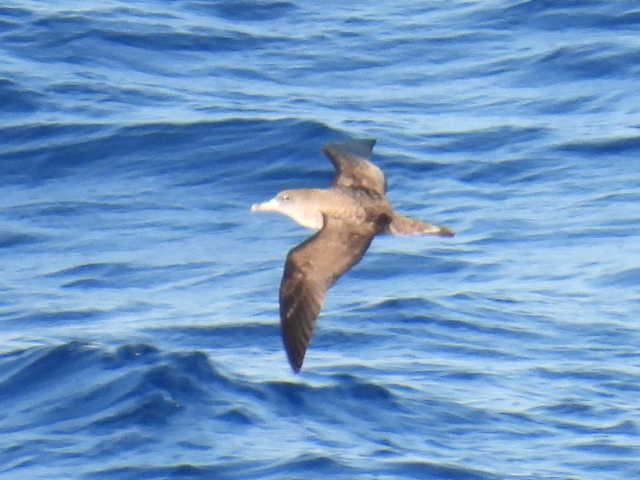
[279,215,376,372]
[322,139,386,196]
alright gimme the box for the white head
[251,189,324,230]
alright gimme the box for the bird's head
[251,190,297,214]
[251,190,323,230]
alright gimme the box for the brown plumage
[251,139,454,372]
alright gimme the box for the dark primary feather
[279,215,376,372]
[322,139,387,196]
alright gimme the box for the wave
[0,231,44,249]
[0,341,400,429]
[185,0,296,22]
[0,118,336,184]
[1,342,515,479]
[0,78,42,112]
[556,135,640,156]
[0,343,228,432]
[472,1,640,31]
[45,261,214,290]
[7,6,290,57]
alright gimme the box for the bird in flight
[251,139,454,372]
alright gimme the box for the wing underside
[279,215,376,372]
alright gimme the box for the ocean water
[1,1,640,479]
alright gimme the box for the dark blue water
[2,1,640,479]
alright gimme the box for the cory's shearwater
[251,139,454,373]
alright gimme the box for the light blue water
[1,1,640,479]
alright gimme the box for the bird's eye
[281,193,290,201]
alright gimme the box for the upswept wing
[322,139,386,196]
[279,215,376,372]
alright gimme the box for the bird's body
[266,187,392,230]
[251,139,454,372]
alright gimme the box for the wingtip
[323,138,377,158]
[438,227,455,237]
[287,352,303,374]
[282,336,305,373]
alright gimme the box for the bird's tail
[386,213,454,237]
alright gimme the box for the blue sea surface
[1,1,640,479]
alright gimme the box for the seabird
[251,139,454,373]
